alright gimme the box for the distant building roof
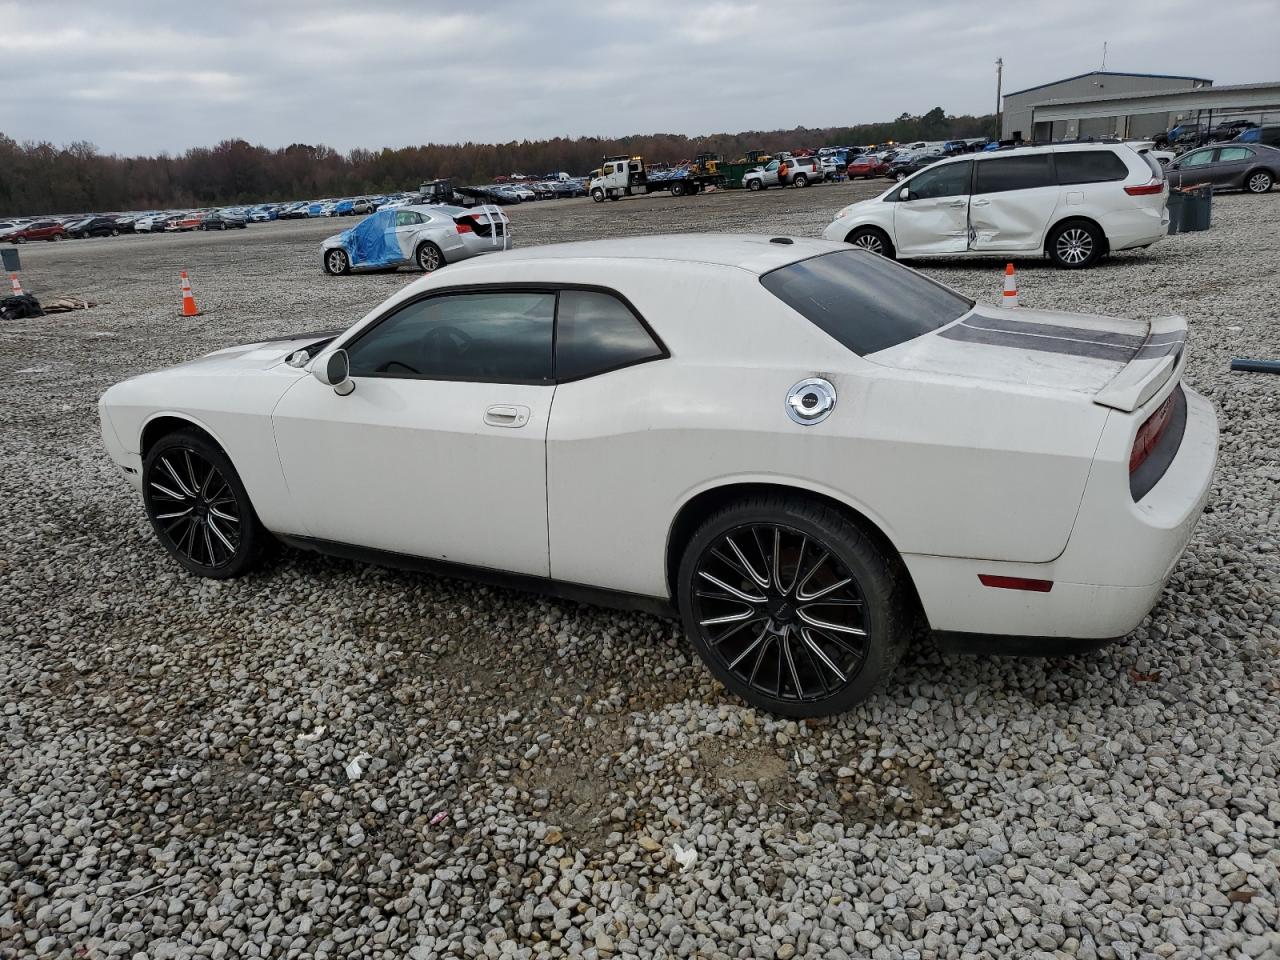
[1005,71,1212,99]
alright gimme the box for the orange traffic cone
[9,273,22,296]
[180,270,201,316]
[1001,263,1018,307]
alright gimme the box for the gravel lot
[2,183,1278,960]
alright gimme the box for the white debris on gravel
[0,185,1277,959]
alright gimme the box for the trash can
[1168,184,1212,234]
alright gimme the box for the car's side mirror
[314,348,355,396]
[899,187,911,201]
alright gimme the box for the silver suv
[743,156,823,191]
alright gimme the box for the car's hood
[168,331,344,375]
[869,305,1185,410]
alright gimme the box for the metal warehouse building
[1002,71,1211,141]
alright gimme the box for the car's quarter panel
[543,262,1109,599]
[270,374,554,577]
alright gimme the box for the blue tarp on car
[338,210,402,269]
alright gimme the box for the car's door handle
[484,404,530,428]
[971,199,991,206]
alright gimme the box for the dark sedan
[201,212,248,230]
[7,220,67,243]
[886,155,939,181]
[1165,143,1277,194]
[68,216,122,238]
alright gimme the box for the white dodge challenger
[99,236,1218,717]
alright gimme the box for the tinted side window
[346,292,555,383]
[1217,147,1252,162]
[974,154,1055,193]
[905,160,971,199]
[761,251,973,357]
[1054,150,1129,184]
[556,290,664,381]
[1179,149,1215,167]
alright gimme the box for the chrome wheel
[147,449,241,570]
[1247,171,1272,193]
[417,243,442,272]
[1055,227,1093,265]
[325,249,348,274]
[850,231,885,255]
[691,524,870,704]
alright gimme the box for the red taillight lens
[1130,391,1176,473]
[1124,179,1164,196]
[978,575,1054,592]
[455,218,474,234]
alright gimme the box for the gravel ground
[1,183,1278,960]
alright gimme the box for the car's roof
[446,234,840,276]
[405,203,467,217]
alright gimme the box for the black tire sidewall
[676,498,907,718]
[1247,170,1272,193]
[847,227,894,259]
[324,249,349,275]
[142,430,266,579]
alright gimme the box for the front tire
[416,241,444,273]
[1246,170,1273,193]
[677,496,912,718]
[591,189,605,203]
[1047,220,1103,269]
[845,226,895,258]
[323,248,351,275]
[747,179,763,191]
[142,429,267,579]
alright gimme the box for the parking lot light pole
[995,58,1004,141]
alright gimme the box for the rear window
[1055,150,1129,184]
[974,154,1055,193]
[760,250,973,356]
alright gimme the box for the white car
[98,236,1217,717]
[824,143,1169,268]
[320,204,510,275]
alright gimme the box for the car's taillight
[455,218,474,234]
[1130,391,1177,473]
[1124,179,1164,196]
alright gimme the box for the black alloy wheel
[679,497,911,717]
[143,429,266,578]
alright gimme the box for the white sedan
[99,236,1217,717]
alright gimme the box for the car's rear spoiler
[1093,315,1186,413]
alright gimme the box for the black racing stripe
[938,323,1135,362]
[1136,338,1185,360]
[962,314,1147,349]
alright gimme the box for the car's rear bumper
[1101,201,1169,251]
[904,385,1217,641]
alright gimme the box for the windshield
[760,250,973,356]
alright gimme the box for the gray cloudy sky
[1,0,1273,155]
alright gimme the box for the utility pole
[995,58,1004,141]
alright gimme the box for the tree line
[0,108,995,216]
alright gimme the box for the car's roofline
[431,234,844,276]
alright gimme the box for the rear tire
[677,495,912,718]
[845,226,894,258]
[416,242,444,272]
[1047,220,1103,269]
[792,174,808,188]
[142,429,267,579]
[1246,170,1273,193]
[323,248,351,275]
